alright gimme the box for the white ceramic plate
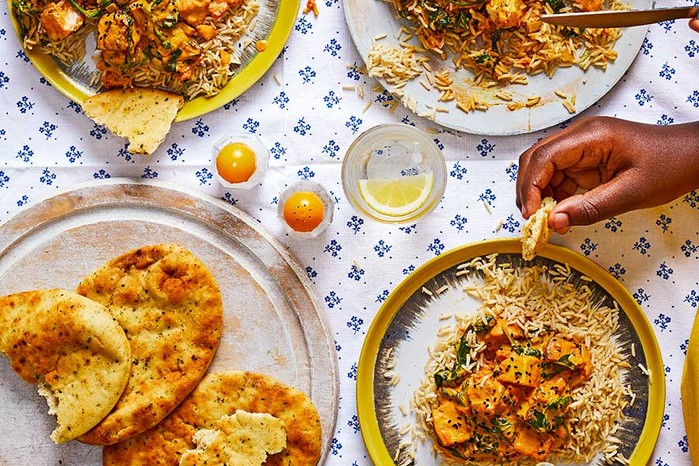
[343,0,652,135]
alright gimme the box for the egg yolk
[216,142,257,183]
[283,192,325,232]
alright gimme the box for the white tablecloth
[1,1,698,464]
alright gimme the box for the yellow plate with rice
[8,0,299,122]
[357,238,664,465]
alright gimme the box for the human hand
[691,17,699,33]
[516,117,699,233]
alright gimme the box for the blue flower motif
[604,217,622,232]
[502,214,520,233]
[375,289,390,303]
[345,115,363,134]
[65,145,82,163]
[375,90,395,107]
[0,71,9,89]
[684,191,699,208]
[347,316,364,334]
[167,143,185,161]
[17,194,29,207]
[191,118,209,137]
[403,264,415,275]
[478,188,496,206]
[221,192,238,205]
[117,146,133,162]
[306,266,318,280]
[39,168,56,185]
[608,263,626,279]
[635,89,653,106]
[427,238,445,256]
[450,162,468,180]
[322,140,340,158]
[656,214,671,232]
[658,19,674,33]
[374,240,392,258]
[682,339,689,355]
[297,166,315,179]
[243,118,260,134]
[634,288,651,305]
[323,90,341,108]
[39,121,57,140]
[687,90,699,108]
[641,36,653,55]
[323,38,341,58]
[580,238,597,256]
[450,214,468,232]
[659,62,675,80]
[295,16,313,34]
[681,239,698,258]
[633,237,651,255]
[477,138,495,157]
[142,166,159,179]
[294,117,311,136]
[67,100,82,113]
[347,63,361,81]
[433,138,444,150]
[346,215,364,234]
[324,290,342,308]
[657,114,674,125]
[16,144,33,162]
[348,415,360,434]
[686,39,699,58]
[223,98,239,110]
[347,362,358,380]
[654,313,671,331]
[679,435,689,453]
[685,289,699,308]
[273,91,289,109]
[270,141,287,160]
[93,169,111,179]
[505,163,518,182]
[0,171,10,189]
[17,50,30,62]
[330,437,342,455]
[16,96,34,113]
[196,167,213,185]
[399,224,417,234]
[324,239,342,257]
[348,264,365,281]
[298,66,316,84]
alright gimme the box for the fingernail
[552,212,570,230]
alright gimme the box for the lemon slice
[358,173,435,217]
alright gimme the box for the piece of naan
[0,289,131,443]
[521,197,557,261]
[103,371,322,466]
[82,88,184,155]
[179,411,287,466]
[77,244,223,445]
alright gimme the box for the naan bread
[179,411,287,466]
[77,244,223,445]
[0,289,131,443]
[82,88,184,155]
[521,197,557,261]
[103,371,323,466]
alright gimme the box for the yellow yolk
[216,142,257,183]
[283,191,325,232]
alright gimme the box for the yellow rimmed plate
[8,0,299,122]
[357,238,664,465]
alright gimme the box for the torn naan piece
[0,289,131,443]
[82,88,184,155]
[521,197,557,261]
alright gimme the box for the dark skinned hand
[516,116,699,233]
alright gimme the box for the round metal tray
[0,179,339,463]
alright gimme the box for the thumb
[549,171,646,230]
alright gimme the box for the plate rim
[7,0,300,122]
[0,177,339,463]
[356,237,665,465]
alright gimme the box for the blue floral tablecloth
[1,0,699,464]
